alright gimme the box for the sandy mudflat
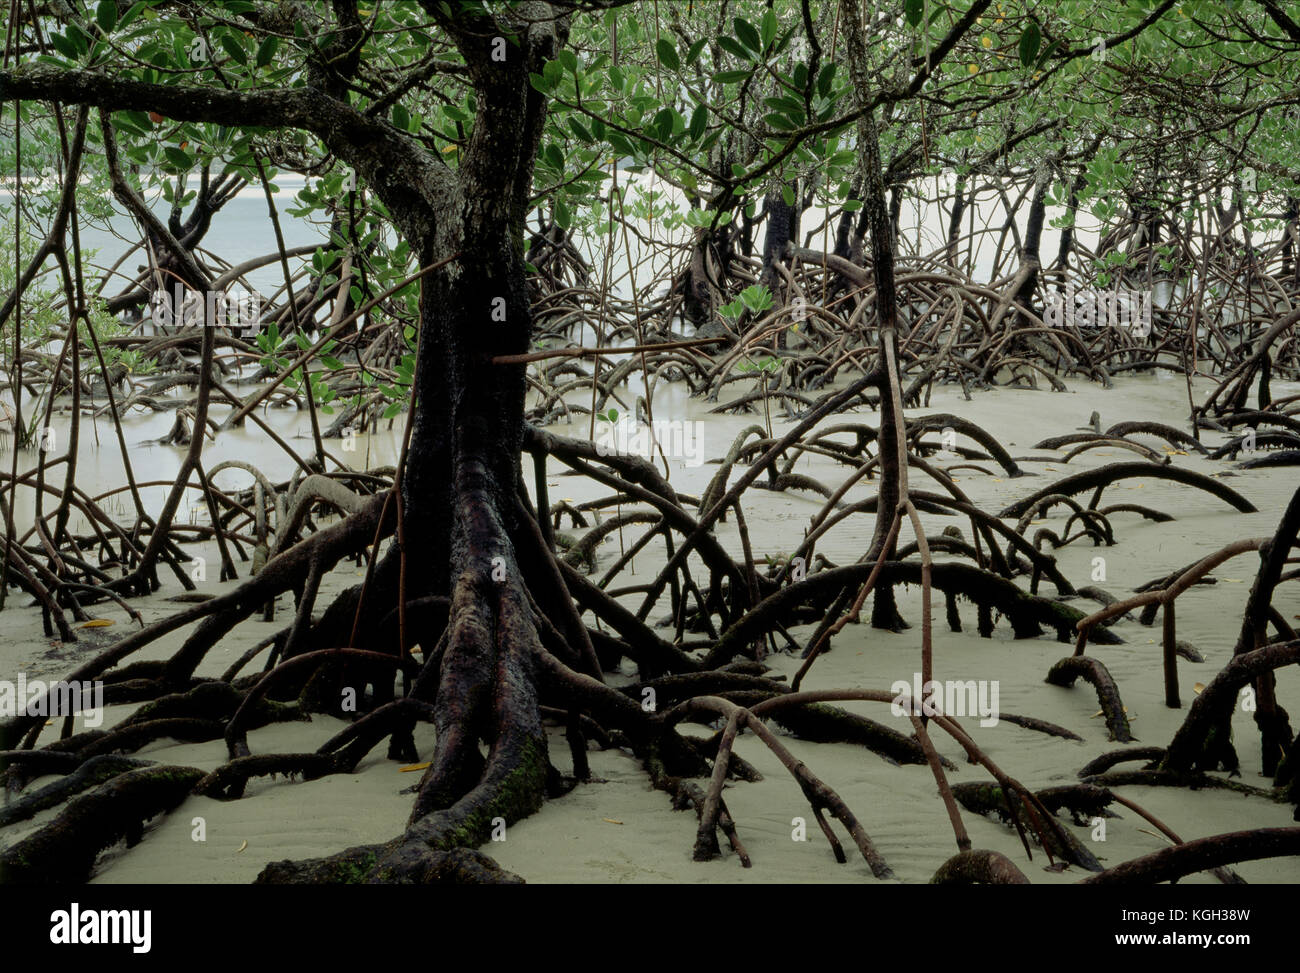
[2,374,1298,883]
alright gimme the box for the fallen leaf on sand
[399,762,431,773]
[80,619,114,628]
[238,840,248,853]
[1194,682,1206,694]
[1091,706,1132,719]
[602,818,623,825]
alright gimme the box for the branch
[0,65,449,243]
[1262,0,1300,43]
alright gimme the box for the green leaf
[781,185,795,207]
[96,0,118,33]
[904,0,924,28]
[392,103,410,131]
[717,35,750,61]
[381,401,403,420]
[733,17,762,53]
[1035,38,1060,69]
[688,102,707,141]
[114,110,150,136]
[163,146,193,169]
[655,37,679,71]
[220,31,247,64]
[1019,22,1041,67]
[816,63,837,98]
[760,10,778,49]
[66,23,91,54]
[607,131,634,157]
[740,284,772,313]
[568,117,593,142]
[651,106,674,140]
[686,38,707,66]
[118,2,147,30]
[764,94,803,116]
[713,69,751,84]
[49,31,81,61]
[255,35,279,68]
[763,112,797,131]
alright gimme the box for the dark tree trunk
[1013,173,1049,323]
[759,182,801,302]
[834,175,861,262]
[888,184,903,252]
[349,3,583,873]
[842,0,907,631]
[262,10,567,847]
[1282,197,1298,284]
[946,172,967,268]
[681,222,733,326]
[859,112,907,632]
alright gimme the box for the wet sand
[2,373,1298,883]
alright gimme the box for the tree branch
[0,65,450,246]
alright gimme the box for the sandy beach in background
[2,373,1298,883]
